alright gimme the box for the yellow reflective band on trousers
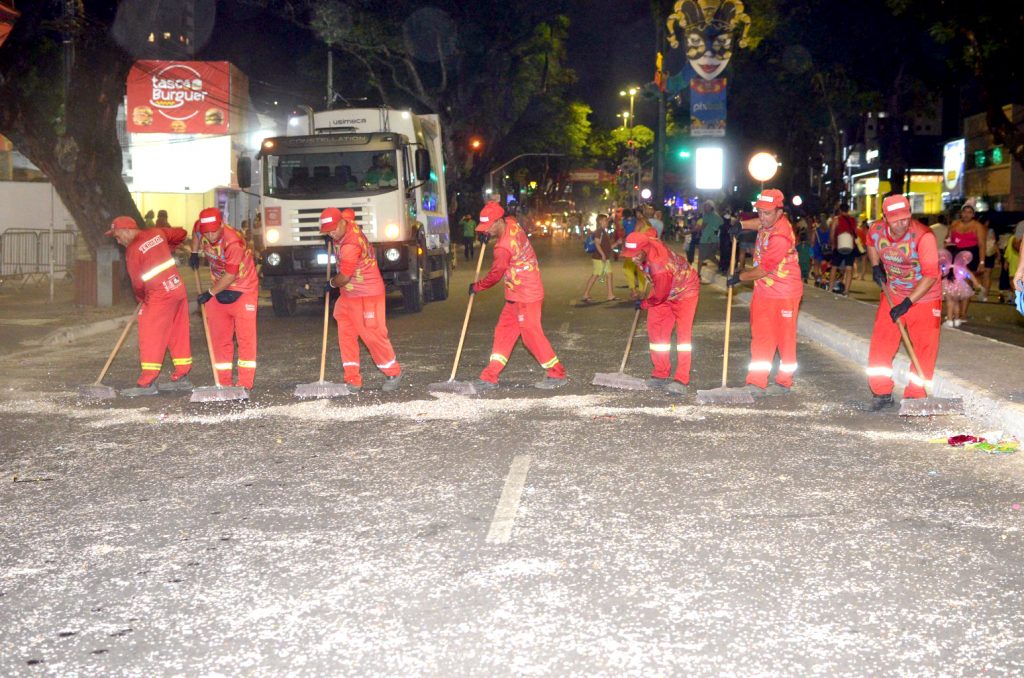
[140,362,162,371]
[649,343,672,352]
[214,362,233,370]
[490,354,508,365]
[541,356,560,369]
[237,360,257,368]
[172,357,192,366]
[140,258,176,282]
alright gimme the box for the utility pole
[326,50,333,109]
[652,3,667,209]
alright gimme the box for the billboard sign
[127,61,231,134]
[690,77,727,137]
[943,138,966,199]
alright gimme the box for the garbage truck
[239,108,451,315]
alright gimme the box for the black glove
[468,282,477,295]
[323,282,334,295]
[634,299,643,310]
[726,272,742,288]
[189,253,200,270]
[477,233,490,245]
[322,235,333,247]
[728,223,741,238]
[197,291,212,305]
[872,264,887,288]
[889,297,912,323]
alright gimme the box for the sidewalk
[698,263,1024,440]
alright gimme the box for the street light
[619,87,639,129]
[617,112,630,129]
[748,151,779,189]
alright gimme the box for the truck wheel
[430,257,450,301]
[401,268,424,313]
[270,289,297,317]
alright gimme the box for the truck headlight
[384,223,400,240]
[265,252,281,266]
[266,228,280,244]
[384,247,401,262]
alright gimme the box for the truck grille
[293,206,377,242]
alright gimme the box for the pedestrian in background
[946,202,987,317]
[698,200,723,274]
[828,202,859,296]
[143,210,156,228]
[980,215,997,301]
[810,214,831,285]
[999,223,1023,303]
[727,188,802,396]
[581,214,616,303]
[460,214,476,261]
[865,195,941,410]
[154,209,172,229]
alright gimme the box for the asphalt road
[2,237,1023,676]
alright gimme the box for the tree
[0,1,139,251]
[889,0,1024,172]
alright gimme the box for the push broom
[880,286,963,417]
[592,306,648,390]
[78,303,141,400]
[428,241,488,396]
[295,241,350,399]
[697,236,755,405]
[190,267,249,403]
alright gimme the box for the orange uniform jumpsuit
[639,239,700,384]
[474,218,565,383]
[866,219,942,399]
[125,228,192,386]
[333,224,400,388]
[746,215,803,389]
[200,226,259,388]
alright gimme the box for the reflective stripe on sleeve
[140,258,176,282]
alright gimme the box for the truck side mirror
[415,149,431,182]
[237,156,252,189]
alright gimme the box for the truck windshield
[264,150,399,199]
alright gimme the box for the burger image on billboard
[170,120,187,133]
[132,106,153,126]
[205,108,224,126]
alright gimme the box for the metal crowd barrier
[0,228,78,287]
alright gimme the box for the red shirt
[201,226,258,294]
[753,215,803,299]
[868,219,941,303]
[335,224,384,298]
[475,218,544,302]
[125,227,187,303]
[640,239,698,307]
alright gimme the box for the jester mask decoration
[667,0,751,80]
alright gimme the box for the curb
[703,269,1024,440]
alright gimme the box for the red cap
[196,207,223,233]
[881,194,912,223]
[621,230,653,257]
[754,189,785,211]
[475,202,504,232]
[319,207,356,233]
[105,216,138,236]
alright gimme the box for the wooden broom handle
[193,267,223,388]
[449,241,487,382]
[318,242,334,383]
[721,236,739,388]
[94,303,141,384]
[619,307,642,374]
[881,285,930,396]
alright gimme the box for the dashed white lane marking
[485,454,532,544]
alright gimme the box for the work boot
[345,383,362,392]
[474,379,498,392]
[382,374,403,392]
[664,381,688,396]
[646,377,671,390]
[744,384,768,398]
[534,376,567,390]
[158,375,193,392]
[121,383,159,397]
[869,393,894,411]
[765,383,791,396]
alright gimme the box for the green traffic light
[678,150,691,159]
